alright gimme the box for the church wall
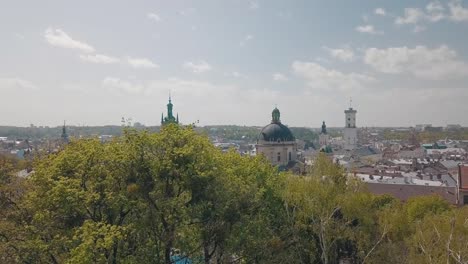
[256,142,297,166]
[319,134,330,146]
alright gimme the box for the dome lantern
[272,107,281,123]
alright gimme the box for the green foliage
[408,207,468,264]
[1,128,468,264]
[405,195,451,222]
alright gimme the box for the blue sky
[1,0,468,127]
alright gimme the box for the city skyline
[1,0,468,127]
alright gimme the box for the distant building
[318,121,330,147]
[256,107,297,167]
[161,96,179,126]
[446,124,462,130]
[415,124,432,131]
[425,126,443,132]
[61,121,69,144]
[343,107,357,150]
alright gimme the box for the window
[289,152,292,161]
[277,152,281,162]
[464,195,468,205]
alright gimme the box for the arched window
[277,152,281,162]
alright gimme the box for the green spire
[161,95,179,126]
[167,95,174,119]
[272,107,281,123]
[61,120,69,143]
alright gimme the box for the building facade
[256,107,297,167]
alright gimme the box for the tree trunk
[165,243,172,264]
[204,242,210,264]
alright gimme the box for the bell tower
[343,101,357,150]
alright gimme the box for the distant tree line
[383,129,468,143]
[1,125,467,263]
[0,125,319,143]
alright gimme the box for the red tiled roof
[366,183,457,204]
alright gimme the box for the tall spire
[161,95,179,126]
[61,120,69,143]
[167,96,174,119]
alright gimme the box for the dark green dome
[259,107,295,142]
[259,123,295,142]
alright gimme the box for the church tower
[61,121,69,144]
[343,106,357,150]
[256,107,297,168]
[161,96,179,126]
[319,121,330,147]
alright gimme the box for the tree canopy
[1,125,467,264]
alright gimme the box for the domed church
[256,107,297,167]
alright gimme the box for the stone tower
[343,107,357,150]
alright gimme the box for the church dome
[258,107,295,142]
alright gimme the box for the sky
[1,0,468,128]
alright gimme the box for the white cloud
[292,61,374,92]
[102,77,145,95]
[427,1,445,14]
[395,1,445,25]
[230,71,247,78]
[395,8,427,24]
[183,61,212,73]
[355,25,383,34]
[249,1,260,10]
[323,46,355,62]
[147,12,161,22]
[273,73,288,81]
[364,45,468,80]
[375,8,386,16]
[44,27,95,53]
[240,34,254,47]
[0,78,39,90]
[448,0,468,21]
[79,54,120,64]
[126,57,159,69]
[426,1,446,21]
